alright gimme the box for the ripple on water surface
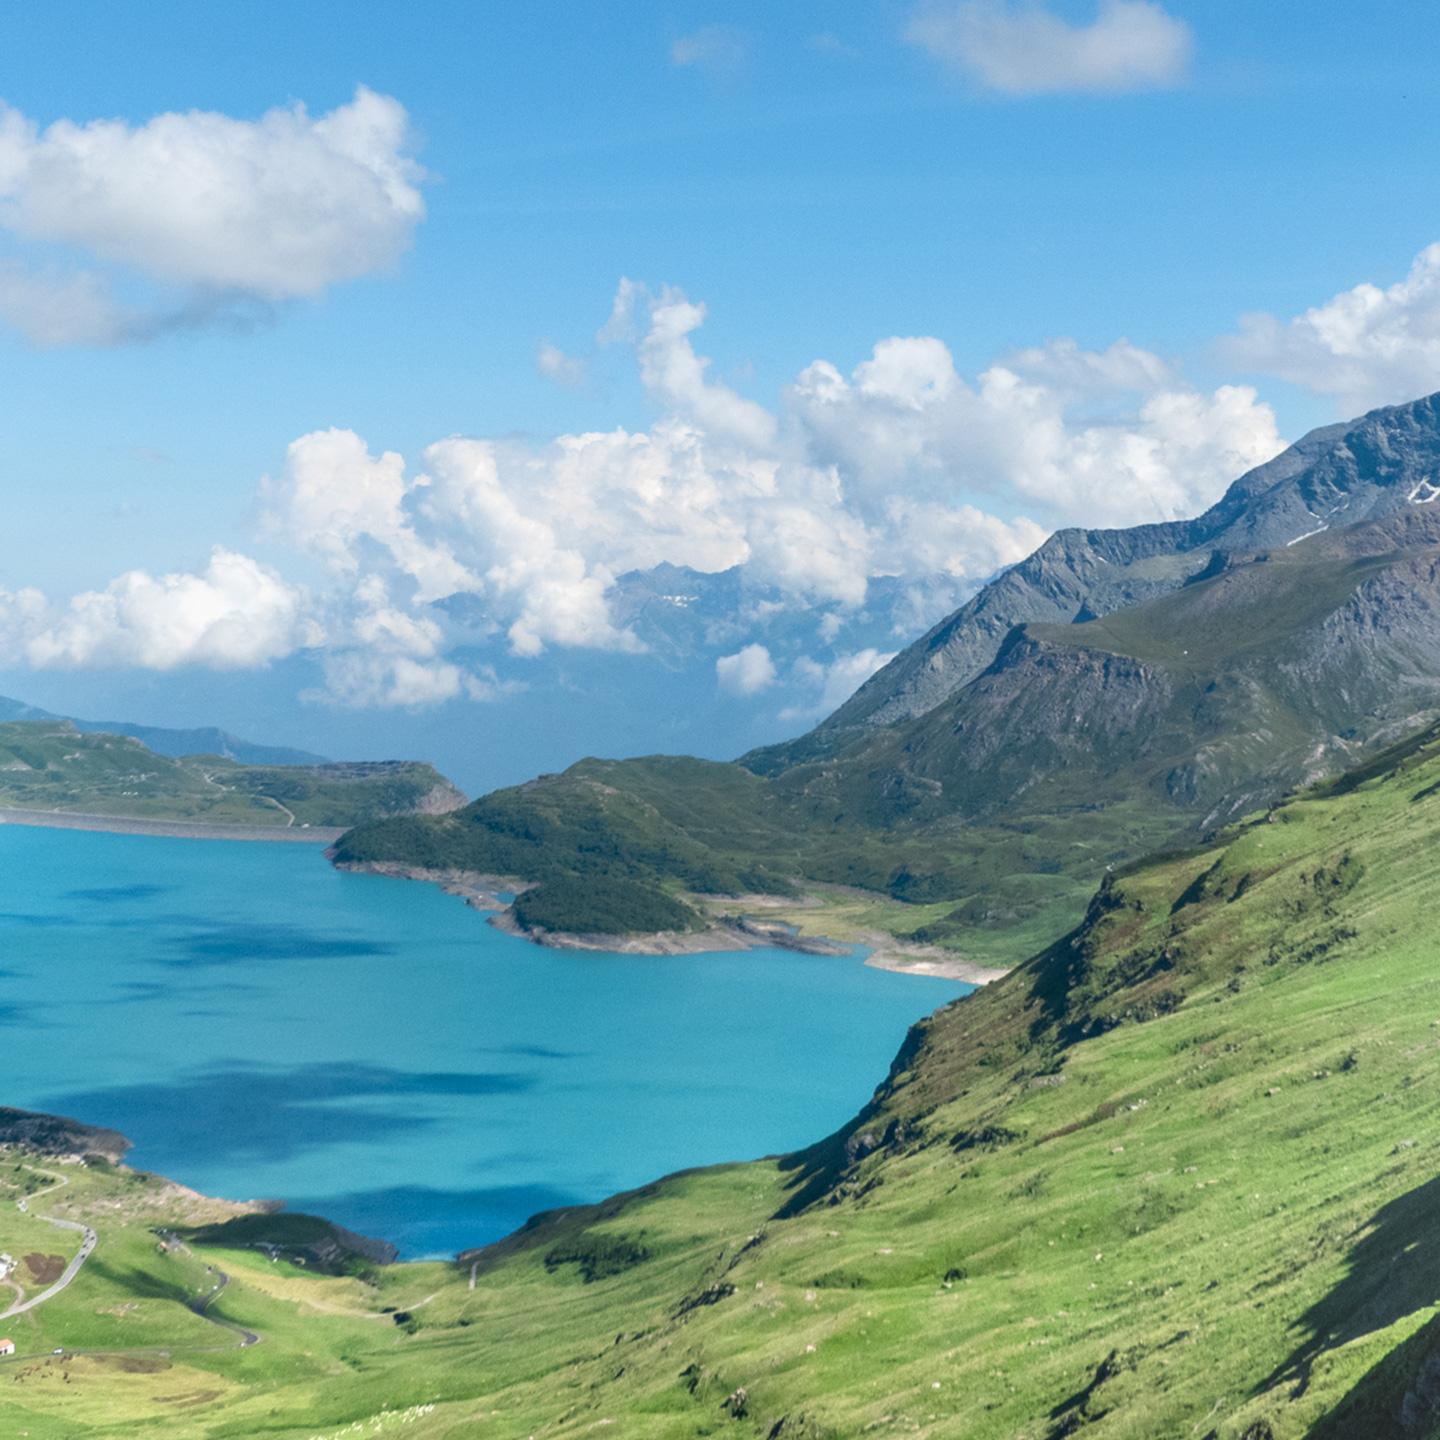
[0,824,964,1256]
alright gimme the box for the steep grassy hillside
[17,724,1440,1435]
[0,721,463,831]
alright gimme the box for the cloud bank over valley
[0,274,1297,721]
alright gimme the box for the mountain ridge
[812,394,1440,738]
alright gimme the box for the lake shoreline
[331,858,527,909]
[0,807,344,844]
[4,829,963,1259]
[488,906,855,958]
[857,935,1010,986]
[336,858,1008,984]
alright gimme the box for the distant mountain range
[0,566,980,799]
[337,391,1440,962]
[0,693,325,766]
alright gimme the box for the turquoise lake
[0,824,965,1257]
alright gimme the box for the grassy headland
[331,752,1129,971]
[0,721,464,835]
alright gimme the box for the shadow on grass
[1305,1308,1440,1440]
[83,1254,200,1308]
[1263,1172,1440,1403]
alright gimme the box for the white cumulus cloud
[781,649,898,723]
[1224,242,1440,414]
[607,280,777,448]
[0,549,312,670]
[790,333,1281,529]
[265,427,474,603]
[536,340,587,387]
[716,643,777,695]
[247,277,1282,707]
[0,86,424,346]
[309,576,523,709]
[906,0,1192,95]
[0,278,1292,714]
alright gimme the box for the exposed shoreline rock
[337,857,1008,982]
[331,859,529,911]
[857,934,1010,985]
[0,1106,131,1163]
[488,906,853,958]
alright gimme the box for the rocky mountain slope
[815,394,1439,735]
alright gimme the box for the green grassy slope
[0,721,463,830]
[18,724,1440,1435]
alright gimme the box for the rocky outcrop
[413,781,468,814]
[0,1107,131,1163]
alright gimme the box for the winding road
[161,1230,261,1347]
[0,1188,261,1363]
[1,1170,97,1321]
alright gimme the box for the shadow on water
[156,922,398,967]
[45,1059,538,1164]
[65,883,174,903]
[54,978,265,1010]
[114,978,262,1001]
[485,1043,586,1061]
[1262,1172,1440,1403]
[1,911,404,977]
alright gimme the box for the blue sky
[1,1,1439,779]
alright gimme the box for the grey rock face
[820,393,1440,735]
